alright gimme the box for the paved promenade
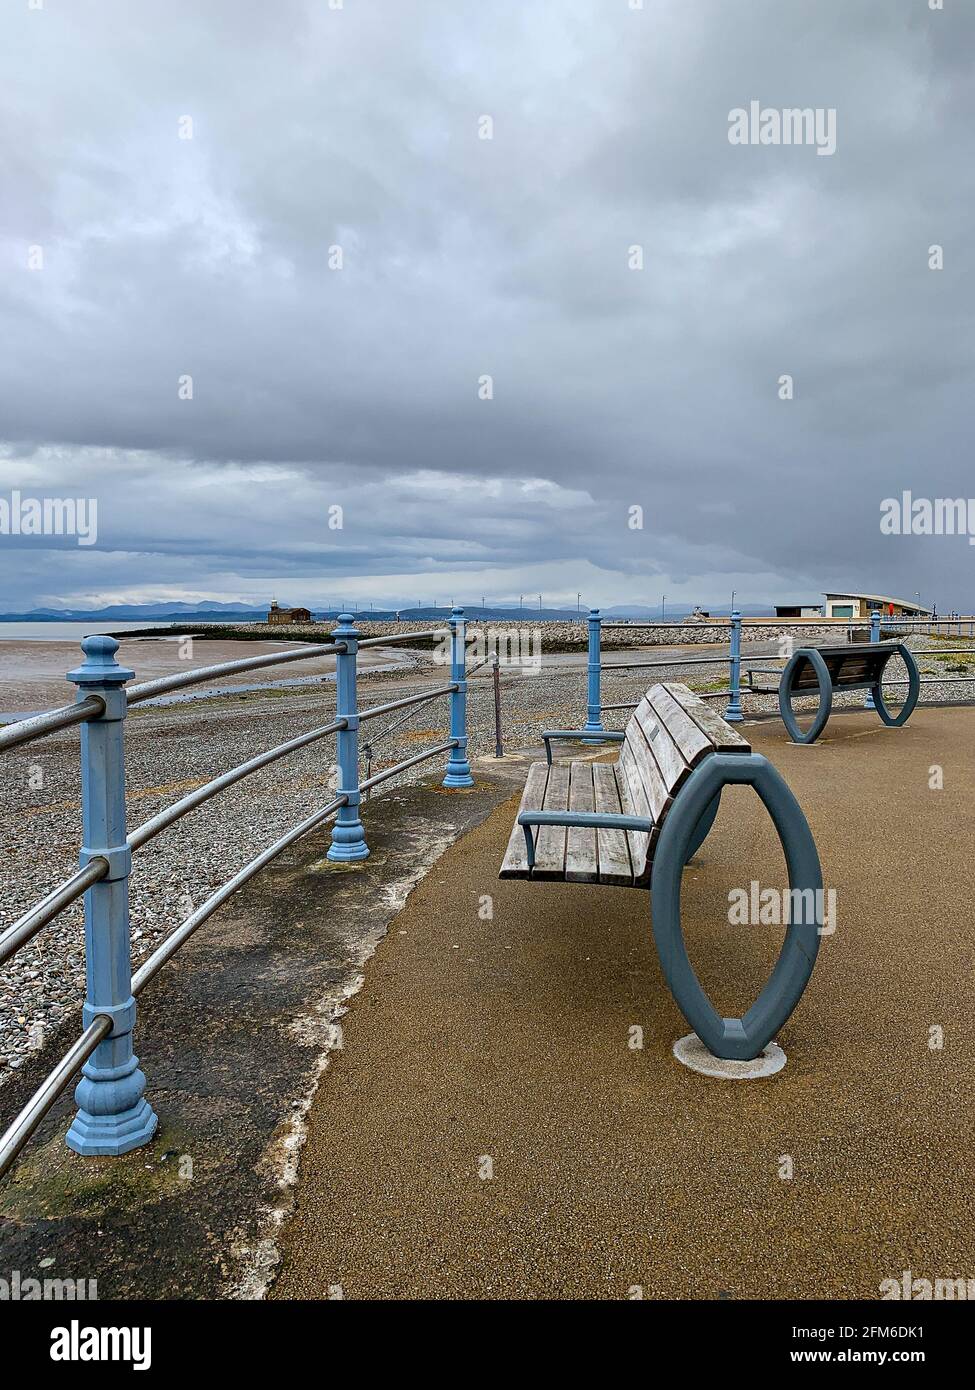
[273,707,975,1300]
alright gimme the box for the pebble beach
[1,629,972,1079]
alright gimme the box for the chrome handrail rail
[0,860,108,967]
[0,695,106,754]
[131,795,349,996]
[126,718,347,851]
[0,611,477,1179]
[359,739,457,791]
[125,641,345,704]
[0,1016,112,1180]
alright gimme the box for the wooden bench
[500,682,823,1062]
[746,642,920,744]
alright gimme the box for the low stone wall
[218,616,882,652]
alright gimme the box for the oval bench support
[684,791,720,864]
[650,753,823,1061]
[779,647,832,744]
[872,643,920,727]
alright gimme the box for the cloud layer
[1,0,972,611]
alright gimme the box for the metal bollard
[327,614,369,860]
[66,637,158,1156]
[443,606,474,787]
[582,608,606,740]
[864,610,881,709]
[492,653,503,758]
[724,610,743,722]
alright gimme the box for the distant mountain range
[0,601,268,622]
[0,600,781,624]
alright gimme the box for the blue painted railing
[583,608,975,729]
[586,608,744,725]
[0,611,475,1177]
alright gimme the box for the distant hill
[0,602,267,623]
[0,599,781,624]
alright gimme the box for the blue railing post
[724,610,743,722]
[864,609,881,709]
[443,606,474,787]
[327,614,369,861]
[582,608,605,740]
[66,637,158,1156]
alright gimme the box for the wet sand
[0,636,403,714]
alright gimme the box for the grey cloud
[0,0,973,612]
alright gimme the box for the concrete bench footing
[673,1032,786,1079]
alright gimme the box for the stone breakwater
[218,617,890,651]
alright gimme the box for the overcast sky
[1,0,972,612]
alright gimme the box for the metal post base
[66,1057,158,1156]
[327,818,369,861]
[442,755,474,788]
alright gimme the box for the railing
[747,612,975,705]
[584,607,975,728]
[879,615,975,638]
[583,608,743,727]
[0,609,476,1180]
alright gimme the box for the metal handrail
[0,695,105,754]
[135,735,458,997]
[358,685,457,724]
[126,641,345,705]
[355,629,447,649]
[131,795,348,995]
[0,1015,112,1180]
[0,612,476,1180]
[601,620,733,630]
[0,719,351,967]
[603,655,732,670]
[0,859,108,967]
[359,739,457,791]
[127,718,347,851]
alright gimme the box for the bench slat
[615,749,655,885]
[664,682,751,752]
[646,685,713,765]
[499,760,550,878]
[565,762,598,882]
[533,763,570,879]
[592,762,634,886]
[619,723,671,828]
[632,697,692,798]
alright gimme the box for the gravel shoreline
[1,635,972,1080]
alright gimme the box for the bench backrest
[617,683,750,876]
[791,644,899,692]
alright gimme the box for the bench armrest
[745,668,785,688]
[540,729,625,765]
[518,809,654,867]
